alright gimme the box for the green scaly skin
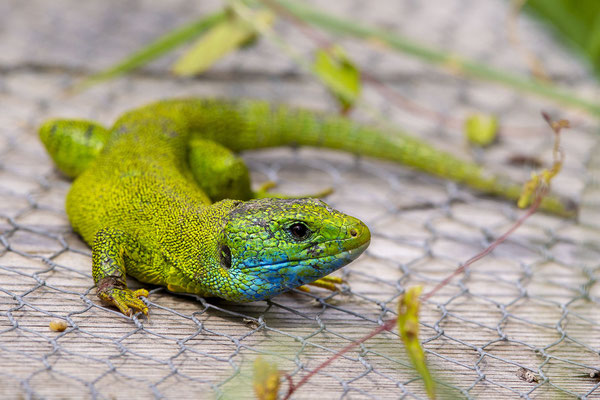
[39,99,575,316]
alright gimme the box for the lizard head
[212,198,370,302]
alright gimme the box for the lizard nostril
[350,228,358,237]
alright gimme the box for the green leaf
[464,113,498,147]
[172,9,274,76]
[398,286,436,399]
[312,46,361,111]
[76,11,227,90]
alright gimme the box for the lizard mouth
[241,239,370,271]
[225,239,370,302]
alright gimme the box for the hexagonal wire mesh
[1,0,600,399]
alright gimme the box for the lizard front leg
[188,138,253,201]
[187,138,333,201]
[92,228,151,316]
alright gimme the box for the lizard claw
[299,275,344,293]
[98,287,149,316]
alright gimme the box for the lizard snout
[342,217,371,252]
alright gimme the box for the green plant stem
[273,0,600,116]
[76,10,227,89]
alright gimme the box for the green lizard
[39,99,575,316]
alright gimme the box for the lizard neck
[161,199,242,296]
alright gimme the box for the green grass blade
[398,286,436,399]
[76,10,227,89]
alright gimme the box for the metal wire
[1,0,600,399]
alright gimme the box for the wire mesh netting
[1,0,600,399]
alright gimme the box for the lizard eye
[288,222,311,241]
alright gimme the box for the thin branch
[282,319,396,399]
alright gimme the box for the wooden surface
[1,1,600,399]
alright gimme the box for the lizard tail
[39,119,110,179]
[43,99,575,216]
[181,99,576,217]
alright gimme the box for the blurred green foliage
[526,0,600,77]
[464,113,499,147]
[171,9,273,76]
[313,46,361,112]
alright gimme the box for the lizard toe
[98,287,149,316]
[301,275,344,292]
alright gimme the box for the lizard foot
[298,275,344,293]
[253,181,334,199]
[97,284,149,316]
